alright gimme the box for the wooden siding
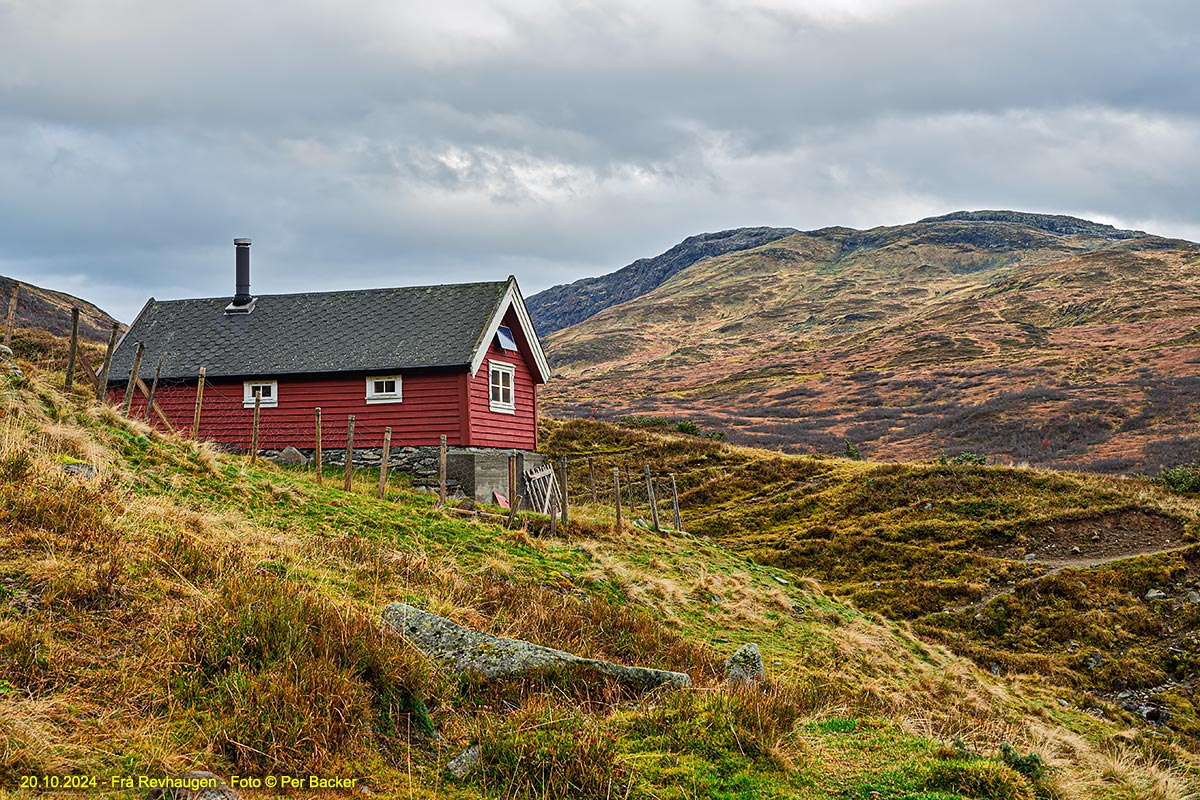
[466,307,539,449]
[111,370,469,450]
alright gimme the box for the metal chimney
[233,238,252,306]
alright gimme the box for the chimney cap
[234,238,252,246]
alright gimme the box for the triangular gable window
[496,325,518,351]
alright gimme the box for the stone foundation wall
[257,445,543,501]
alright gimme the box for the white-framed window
[489,360,515,414]
[366,374,403,404]
[243,380,278,408]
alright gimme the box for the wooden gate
[523,463,561,514]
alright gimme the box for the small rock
[144,771,237,799]
[1071,546,1081,555]
[447,745,481,779]
[1144,589,1167,601]
[272,446,308,465]
[1140,705,1166,723]
[1057,698,1068,707]
[1087,652,1103,670]
[1112,678,1127,691]
[61,462,96,479]
[1187,591,1199,604]
[724,643,765,684]
[457,497,476,511]
[1024,553,1038,562]
[1091,533,1101,542]
[772,576,790,586]
[989,663,1001,676]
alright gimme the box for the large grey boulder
[724,643,764,684]
[382,602,690,690]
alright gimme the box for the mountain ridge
[527,226,798,335]
[538,211,1200,474]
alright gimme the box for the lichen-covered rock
[382,602,690,690]
[724,643,764,684]
[447,745,481,778]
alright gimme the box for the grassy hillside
[544,418,1200,765]
[540,213,1200,475]
[1,370,1196,795]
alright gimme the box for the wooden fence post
[191,367,206,439]
[506,454,518,528]
[559,457,569,530]
[439,434,447,506]
[670,473,682,531]
[95,322,120,403]
[624,459,636,515]
[3,283,18,348]
[121,341,145,415]
[549,492,558,537]
[378,427,392,500]
[644,463,660,532]
[343,415,355,491]
[250,395,262,464]
[64,307,79,391]
[613,467,622,531]
[313,408,323,483]
[143,354,163,423]
[588,457,597,504]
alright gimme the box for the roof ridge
[154,279,510,305]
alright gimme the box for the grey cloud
[0,0,1196,320]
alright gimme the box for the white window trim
[488,360,516,414]
[243,380,278,408]
[365,374,403,404]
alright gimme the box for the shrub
[170,574,436,772]
[843,440,863,460]
[674,420,701,436]
[926,759,1034,800]
[1155,463,1200,494]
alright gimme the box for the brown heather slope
[540,212,1200,474]
[0,275,118,344]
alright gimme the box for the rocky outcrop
[382,602,691,690]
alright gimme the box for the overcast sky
[1,0,1197,320]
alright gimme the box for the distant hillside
[0,274,119,343]
[527,226,797,335]
[540,211,1200,474]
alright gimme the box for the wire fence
[57,321,720,534]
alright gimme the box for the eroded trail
[950,509,1190,612]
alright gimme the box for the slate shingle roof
[108,280,511,382]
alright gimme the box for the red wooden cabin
[106,240,550,458]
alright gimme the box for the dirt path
[950,509,1190,613]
